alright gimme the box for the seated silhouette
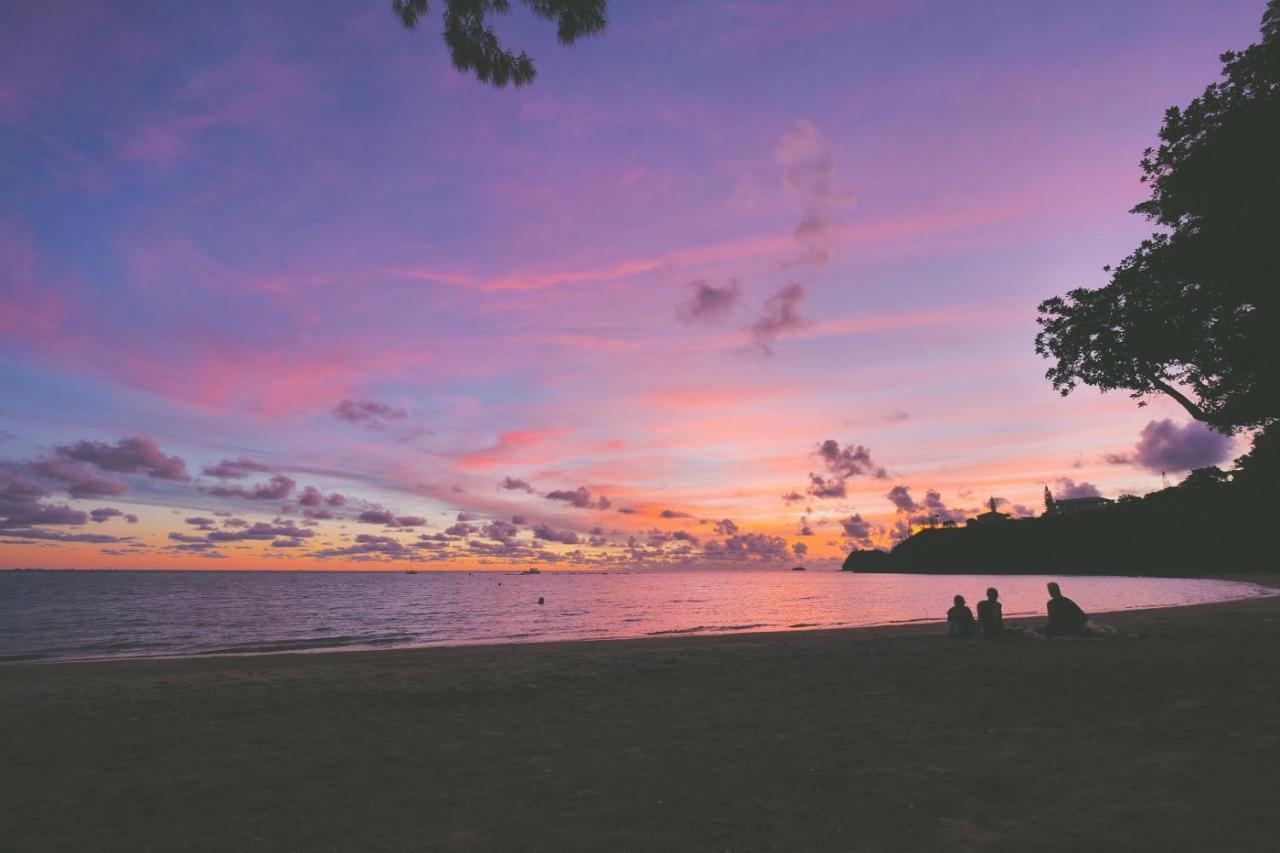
[1043,582,1088,636]
[977,587,1003,638]
[946,595,976,638]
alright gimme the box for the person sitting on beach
[1044,582,1088,637]
[976,587,1003,638]
[947,595,976,638]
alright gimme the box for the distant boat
[520,567,541,575]
[791,565,807,571]
[405,570,418,575]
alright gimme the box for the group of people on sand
[946,582,1098,639]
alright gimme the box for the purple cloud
[333,399,407,430]
[1,470,89,528]
[314,534,410,559]
[776,119,848,270]
[1107,419,1233,474]
[1051,478,1102,500]
[483,519,520,540]
[749,282,806,353]
[206,522,315,542]
[499,476,535,492]
[207,474,296,500]
[703,532,791,562]
[533,524,580,545]
[357,508,424,528]
[357,509,395,525]
[806,474,845,499]
[29,456,127,498]
[58,437,188,481]
[886,485,918,513]
[2,528,131,543]
[677,278,742,324]
[202,457,271,479]
[840,513,874,545]
[545,486,610,510]
[913,489,966,524]
[817,440,887,481]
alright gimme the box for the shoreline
[4,577,1278,850]
[8,575,1276,675]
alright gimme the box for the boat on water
[791,565,807,571]
[520,567,542,575]
[405,570,418,574]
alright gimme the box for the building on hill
[967,496,1011,526]
[1048,495,1114,515]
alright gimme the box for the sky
[0,0,1260,570]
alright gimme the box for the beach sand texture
[3,588,1278,852]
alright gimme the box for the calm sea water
[0,570,1272,664]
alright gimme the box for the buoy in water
[538,596,545,605]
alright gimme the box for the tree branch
[1150,376,1210,423]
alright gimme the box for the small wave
[194,633,416,656]
[62,639,171,653]
[646,622,769,636]
[789,622,821,628]
[0,652,51,663]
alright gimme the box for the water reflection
[0,570,1271,663]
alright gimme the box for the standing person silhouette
[977,587,1003,638]
[947,595,976,638]
[1044,582,1088,636]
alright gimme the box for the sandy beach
[3,581,1278,852]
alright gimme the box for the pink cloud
[457,429,572,471]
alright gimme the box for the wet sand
[3,581,1278,852]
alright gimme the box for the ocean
[1,569,1271,664]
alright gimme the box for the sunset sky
[0,0,1257,569]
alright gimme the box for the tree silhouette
[1035,0,1280,432]
[393,0,608,87]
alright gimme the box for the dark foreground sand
[3,583,1279,853]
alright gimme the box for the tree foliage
[1035,0,1280,431]
[393,0,608,87]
